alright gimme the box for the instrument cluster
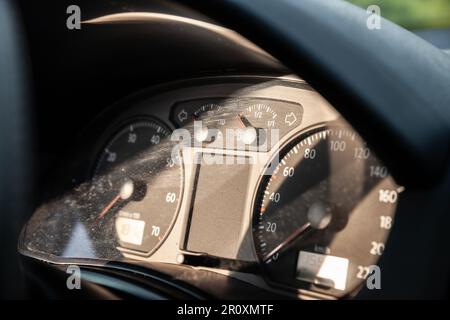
[19,76,400,299]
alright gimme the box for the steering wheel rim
[0,0,32,299]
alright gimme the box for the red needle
[97,179,134,220]
[236,113,246,128]
[263,223,311,262]
[97,194,121,220]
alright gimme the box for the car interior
[0,0,449,300]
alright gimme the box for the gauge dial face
[253,127,399,297]
[94,119,183,254]
[239,103,278,148]
[239,100,302,145]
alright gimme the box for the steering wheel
[0,1,32,299]
[1,0,449,299]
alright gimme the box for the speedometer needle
[263,222,311,263]
[263,202,332,262]
[97,179,134,220]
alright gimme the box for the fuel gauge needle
[236,113,247,129]
[236,113,258,145]
[97,179,134,220]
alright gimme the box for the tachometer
[94,118,183,255]
[253,127,399,297]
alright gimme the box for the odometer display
[253,127,399,297]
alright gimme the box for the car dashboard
[13,0,450,301]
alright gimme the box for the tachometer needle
[97,179,134,220]
[263,222,311,263]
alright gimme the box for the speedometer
[253,127,400,297]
